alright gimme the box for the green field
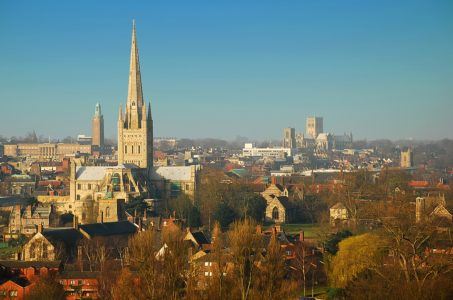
[264,223,322,239]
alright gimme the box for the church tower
[118,21,153,174]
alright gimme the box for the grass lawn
[264,223,322,239]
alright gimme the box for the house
[58,271,99,300]
[0,260,61,282]
[0,278,31,300]
[184,229,210,251]
[330,202,349,225]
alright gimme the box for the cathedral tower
[92,102,104,148]
[118,21,153,174]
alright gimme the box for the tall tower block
[118,21,153,173]
[92,102,104,148]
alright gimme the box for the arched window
[42,245,48,259]
[138,145,140,153]
[272,207,279,220]
[125,145,127,154]
[132,145,134,154]
[30,243,36,259]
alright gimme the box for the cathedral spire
[127,19,144,110]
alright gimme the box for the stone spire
[127,20,144,111]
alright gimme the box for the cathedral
[66,21,153,224]
[38,22,198,224]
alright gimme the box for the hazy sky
[0,0,452,141]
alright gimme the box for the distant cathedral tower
[92,102,104,148]
[118,21,153,173]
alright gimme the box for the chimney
[100,211,104,223]
[299,230,305,242]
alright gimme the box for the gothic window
[42,245,48,259]
[138,145,140,153]
[30,243,36,259]
[132,145,134,154]
[272,207,279,220]
[125,145,127,154]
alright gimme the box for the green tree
[329,233,385,288]
[214,201,237,228]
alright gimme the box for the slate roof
[152,166,193,181]
[0,260,61,269]
[192,231,210,245]
[78,221,137,238]
[42,228,83,246]
[275,196,291,209]
[0,277,32,287]
[75,166,109,181]
[0,196,29,208]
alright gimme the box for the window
[272,207,279,220]
[186,184,190,190]
[76,195,81,200]
[77,184,81,190]
[106,207,110,218]
[88,184,91,190]
[131,145,134,154]
[138,145,140,153]
[10,290,18,297]
[70,280,76,285]
[125,145,127,154]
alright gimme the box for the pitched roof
[331,202,346,210]
[0,260,61,269]
[152,166,194,181]
[42,228,83,246]
[75,166,108,181]
[191,231,210,245]
[79,221,137,238]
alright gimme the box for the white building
[242,143,292,158]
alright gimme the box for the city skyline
[1,1,453,141]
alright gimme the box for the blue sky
[0,0,452,141]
